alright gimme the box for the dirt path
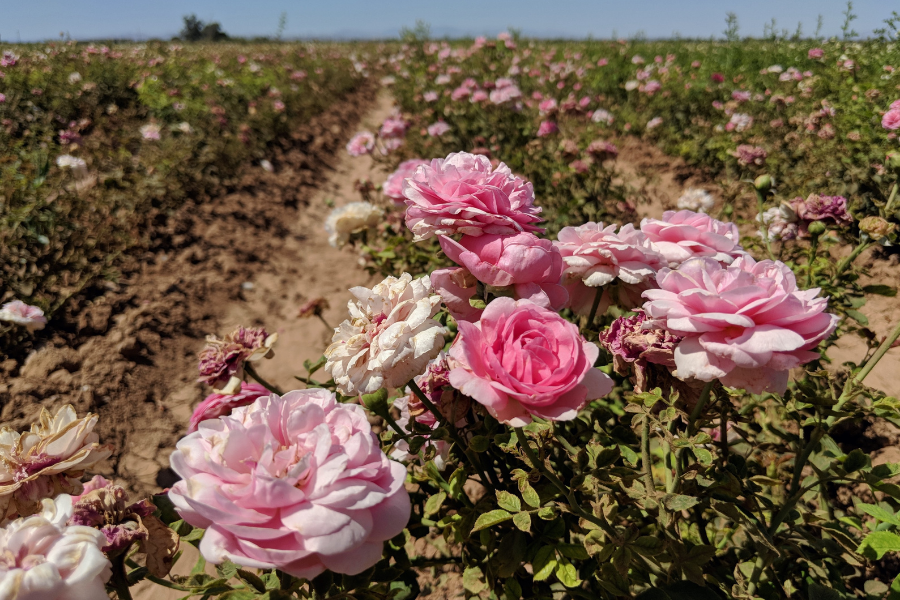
[611,136,900,396]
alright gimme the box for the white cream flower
[676,188,716,213]
[324,201,385,247]
[0,406,112,523]
[0,494,111,600]
[325,273,444,395]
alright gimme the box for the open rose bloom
[402,152,543,241]
[440,232,568,310]
[382,159,429,203]
[0,406,112,523]
[168,389,410,579]
[0,301,47,332]
[640,210,745,267]
[325,273,444,395]
[448,297,613,426]
[0,494,111,600]
[642,256,839,394]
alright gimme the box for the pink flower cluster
[402,151,543,241]
[642,256,838,394]
[169,389,410,578]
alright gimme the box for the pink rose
[536,120,559,137]
[382,159,428,203]
[187,382,269,433]
[439,233,568,310]
[808,48,824,59]
[642,256,839,394]
[882,108,900,130]
[427,121,451,137]
[641,210,744,267]
[402,151,543,241]
[169,389,410,578]
[448,298,613,425]
[430,267,483,323]
[346,131,375,157]
[0,300,47,332]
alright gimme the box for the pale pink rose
[643,80,661,94]
[555,222,665,288]
[188,382,269,433]
[489,85,522,104]
[538,98,558,114]
[451,85,471,100]
[430,267,483,323]
[379,114,407,138]
[169,389,410,578]
[427,121,451,137]
[642,256,839,394]
[0,300,47,332]
[732,144,767,166]
[890,99,900,110]
[423,91,438,102]
[536,120,559,137]
[448,298,613,425]
[402,151,543,241]
[640,210,744,267]
[382,159,429,203]
[882,108,900,130]
[440,233,568,310]
[0,494,111,599]
[808,48,824,59]
[346,131,375,156]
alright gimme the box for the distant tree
[180,14,228,42]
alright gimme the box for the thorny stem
[110,554,134,600]
[640,415,655,492]
[670,381,715,491]
[408,380,497,492]
[244,363,285,395]
[585,286,603,328]
[316,314,333,332]
[515,427,618,540]
[833,240,870,278]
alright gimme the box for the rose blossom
[642,256,839,394]
[382,159,428,203]
[325,273,444,395]
[555,222,665,288]
[139,123,161,140]
[536,120,559,137]
[0,406,112,523]
[430,267,483,323]
[168,389,410,578]
[791,194,853,233]
[733,144,767,166]
[346,131,375,156]
[808,48,824,59]
[640,210,744,267]
[882,108,900,130]
[198,326,278,393]
[0,301,47,332]
[757,205,798,241]
[0,494,111,599]
[448,298,613,425]
[391,353,470,470]
[599,311,682,393]
[188,382,269,433]
[402,151,543,241]
[379,114,407,138]
[440,233,568,310]
[591,108,614,124]
[427,121,451,137]
[324,201,384,247]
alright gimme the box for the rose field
[2,22,900,600]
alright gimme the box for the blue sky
[0,0,892,41]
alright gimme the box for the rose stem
[514,426,618,539]
[407,379,497,492]
[244,363,285,395]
